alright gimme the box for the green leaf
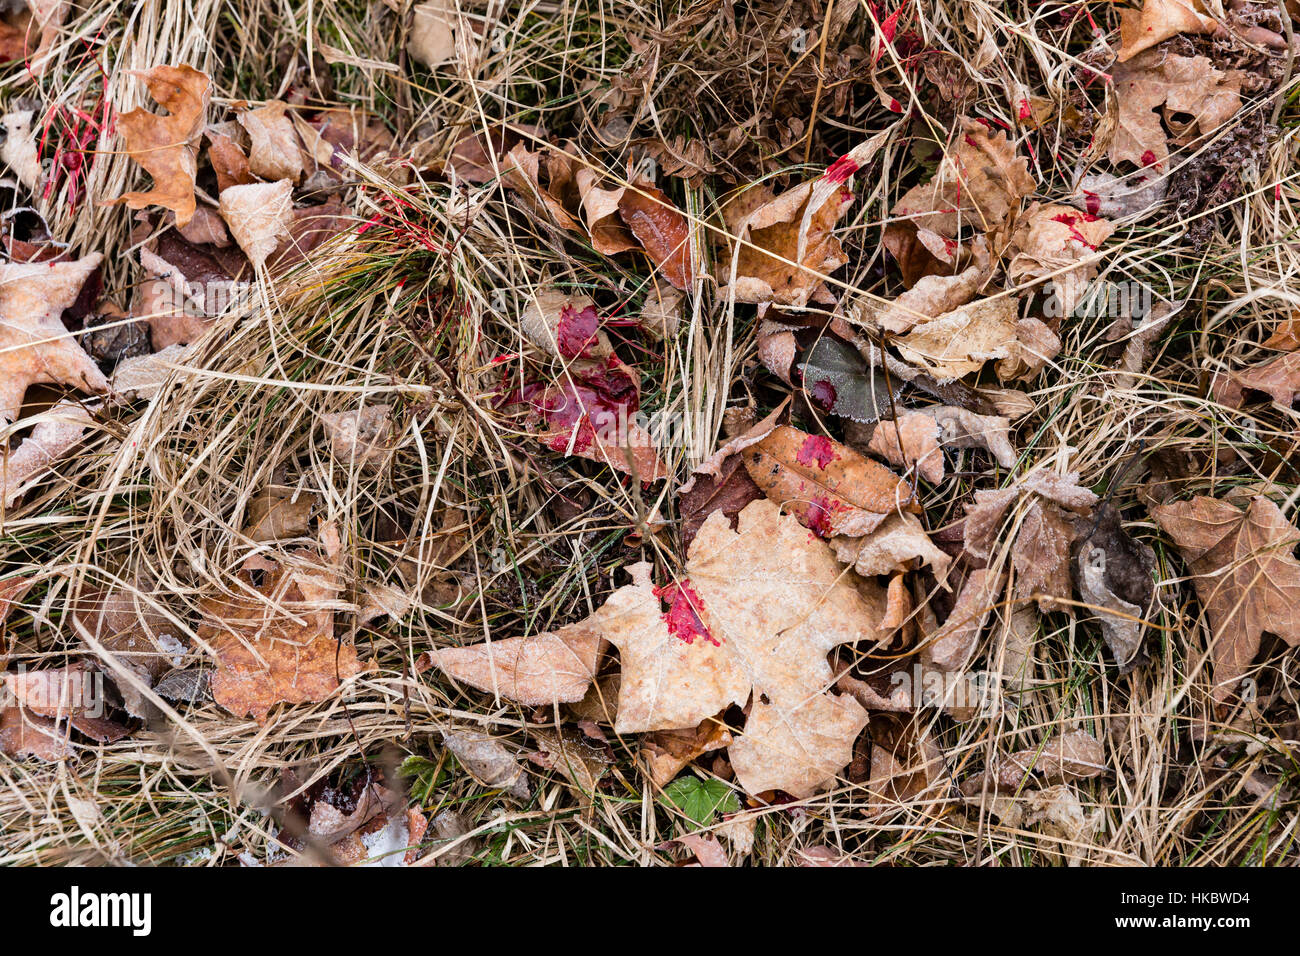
[659,776,739,828]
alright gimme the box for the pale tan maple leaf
[610,499,884,797]
[1151,493,1300,700]
[0,256,109,425]
[237,100,304,182]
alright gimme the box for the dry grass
[0,0,1298,866]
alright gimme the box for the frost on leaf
[0,255,109,426]
[201,551,362,722]
[108,65,211,227]
[2,401,91,509]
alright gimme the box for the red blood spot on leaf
[795,434,836,469]
[1017,98,1032,120]
[808,379,837,412]
[823,155,860,185]
[556,304,600,358]
[654,579,718,646]
[1140,150,1157,167]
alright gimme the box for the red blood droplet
[823,155,861,185]
[1140,150,1157,167]
[808,379,837,413]
[1017,98,1032,120]
[796,433,836,469]
[1083,191,1101,216]
[804,496,838,537]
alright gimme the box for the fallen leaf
[1,109,41,190]
[1073,503,1157,669]
[321,404,395,467]
[408,0,458,69]
[69,585,186,718]
[677,450,765,550]
[2,400,92,509]
[219,179,295,269]
[1068,170,1166,220]
[237,100,304,182]
[244,486,316,541]
[574,167,639,255]
[0,706,71,761]
[1110,51,1242,170]
[1263,315,1300,351]
[1011,498,1079,609]
[442,728,531,799]
[797,335,902,423]
[108,64,212,227]
[870,264,986,334]
[200,551,362,722]
[895,296,1020,382]
[0,255,109,425]
[1118,0,1219,62]
[1213,351,1300,408]
[963,729,1105,794]
[641,716,733,788]
[1006,204,1115,318]
[928,406,1017,468]
[529,726,611,796]
[1151,493,1300,699]
[664,832,729,867]
[866,412,944,483]
[742,425,914,537]
[831,511,952,580]
[617,181,696,290]
[207,130,255,192]
[921,569,1005,672]
[606,499,886,797]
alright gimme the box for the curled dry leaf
[962,729,1105,794]
[1072,503,1157,670]
[1011,498,1079,609]
[408,0,458,68]
[237,100,304,183]
[964,471,1099,560]
[219,179,295,269]
[428,618,604,706]
[677,450,765,551]
[199,551,362,722]
[718,132,889,306]
[895,296,1019,382]
[0,255,108,425]
[928,406,1017,468]
[0,706,71,761]
[641,716,733,788]
[1213,350,1300,408]
[1110,51,1242,170]
[2,400,92,509]
[831,511,952,581]
[617,181,695,290]
[1069,170,1166,220]
[1006,204,1114,318]
[207,130,255,192]
[865,412,944,483]
[1151,493,1300,700]
[442,728,531,799]
[108,65,212,227]
[742,425,914,538]
[870,264,985,334]
[921,569,1005,672]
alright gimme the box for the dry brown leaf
[1110,51,1242,170]
[108,65,211,227]
[921,569,1005,672]
[442,728,531,799]
[500,142,583,233]
[606,499,886,797]
[964,471,1098,560]
[718,132,889,306]
[997,317,1062,382]
[1151,493,1300,699]
[866,412,944,483]
[618,181,696,290]
[219,179,294,269]
[928,406,1018,467]
[0,256,108,425]
[742,425,914,537]
[427,619,604,706]
[1118,0,1219,61]
[1012,498,1079,609]
[574,167,639,255]
[408,0,458,68]
[207,130,255,193]
[237,100,304,182]
[69,586,185,718]
[200,551,362,722]
[2,400,92,508]
[641,716,734,788]
[1213,351,1300,408]
[0,706,71,761]
[865,714,944,811]
[831,511,952,581]
[1,109,41,190]
[1263,315,1300,351]
[965,730,1106,794]
[1006,203,1115,318]
[871,264,985,334]
[244,486,317,541]
[895,296,1020,382]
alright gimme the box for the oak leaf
[1006,203,1115,318]
[108,65,211,227]
[1151,493,1300,699]
[1118,0,1219,61]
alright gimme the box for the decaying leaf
[964,471,1099,560]
[1151,493,1300,699]
[962,729,1105,794]
[677,450,765,550]
[865,412,944,483]
[1110,51,1242,170]
[718,132,888,306]
[831,511,952,581]
[1,109,41,190]
[742,425,914,537]
[321,404,395,467]
[219,179,295,269]
[109,65,212,227]
[2,400,92,509]
[641,716,734,788]
[798,335,902,423]
[869,264,986,334]
[200,551,362,721]
[894,296,1019,382]
[408,0,458,69]
[1006,203,1115,318]
[1073,503,1157,670]
[442,728,531,799]
[0,255,109,425]
[928,406,1017,467]
[921,569,1005,672]
[0,706,71,761]
[1213,351,1300,408]
[1011,498,1079,609]
[237,100,304,183]
[244,486,317,541]
[428,618,603,706]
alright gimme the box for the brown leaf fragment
[529,727,611,796]
[573,167,639,255]
[895,297,1020,382]
[641,715,733,788]
[871,264,986,334]
[207,130,255,193]
[617,182,696,290]
[664,833,730,867]
[108,65,211,227]
[244,487,316,541]
[407,0,457,68]
[1012,499,1079,610]
[1073,504,1157,670]
[69,586,186,718]
[1118,0,1219,61]
[0,706,71,761]
[928,406,1017,467]
[1006,204,1114,319]
[1110,51,1242,170]
[237,100,304,183]
[442,728,531,799]
[427,619,603,706]
[831,511,952,581]
[677,451,765,550]
[1263,315,1300,351]
[0,576,32,624]
[922,569,1005,672]
[866,412,944,483]
[1213,351,1300,408]
[743,425,914,538]
[201,551,362,722]
[0,256,109,425]
[1,109,42,190]
[964,730,1106,795]
[1151,493,1300,699]
[500,142,583,233]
